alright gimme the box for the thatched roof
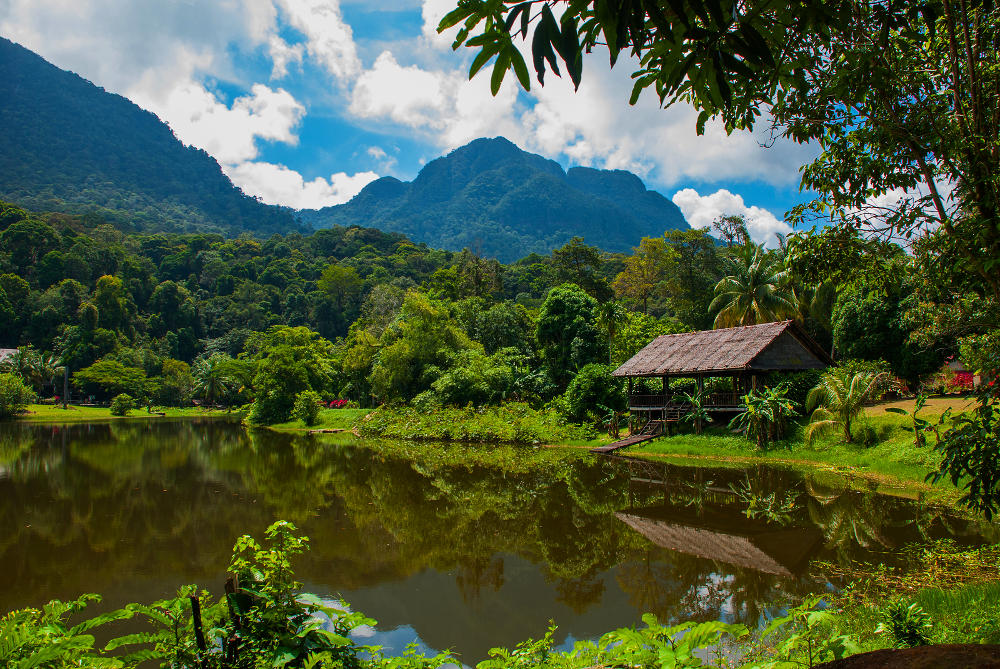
[611,320,832,377]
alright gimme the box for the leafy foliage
[0,372,34,419]
[292,390,322,426]
[876,601,933,648]
[109,393,135,417]
[731,383,799,450]
[710,243,796,328]
[805,370,889,444]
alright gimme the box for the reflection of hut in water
[616,457,822,577]
[617,508,820,577]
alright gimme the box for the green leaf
[490,50,511,95]
[509,45,531,90]
[469,43,500,78]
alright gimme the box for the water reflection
[0,421,995,662]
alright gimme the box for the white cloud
[348,50,522,145]
[671,188,791,247]
[352,7,816,192]
[268,35,304,79]
[227,161,378,209]
[276,0,361,83]
[130,83,305,165]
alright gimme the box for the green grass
[14,403,238,423]
[356,402,606,445]
[266,408,371,432]
[623,405,961,498]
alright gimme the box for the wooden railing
[629,392,745,408]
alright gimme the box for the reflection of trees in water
[2,421,994,623]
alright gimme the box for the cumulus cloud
[227,161,378,209]
[354,5,816,191]
[671,188,791,247]
[276,0,361,83]
[349,50,522,145]
[268,35,304,79]
[130,83,305,165]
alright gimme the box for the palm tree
[595,300,626,365]
[192,354,234,408]
[709,243,797,328]
[805,369,889,443]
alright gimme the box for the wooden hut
[612,320,832,436]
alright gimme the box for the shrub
[805,369,889,443]
[110,393,135,416]
[560,363,625,422]
[0,372,34,419]
[291,390,322,426]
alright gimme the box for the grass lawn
[265,408,371,432]
[622,397,972,500]
[16,403,238,422]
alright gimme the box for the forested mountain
[0,37,302,237]
[299,137,689,261]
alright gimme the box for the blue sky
[0,0,819,244]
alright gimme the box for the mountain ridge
[298,137,689,261]
[0,36,302,237]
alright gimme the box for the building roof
[611,320,832,377]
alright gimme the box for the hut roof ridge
[612,320,831,377]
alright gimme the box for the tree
[560,363,625,422]
[535,283,605,386]
[832,284,939,386]
[370,291,478,402]
[663,229,723,330]
[805,369,889,443]
[612,237,676,314]
[550,237,611,300]
[0,372,34,419]
[443,1,999,299]
[712,215,751,248]
[242,326,337,425]
[72,359,147,400]
[317,263,363,311]
[192,353,246,408]
[595,301,627,365]
[92,275,134,334]
[709,244,796,328]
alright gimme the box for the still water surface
[0,419,994,661]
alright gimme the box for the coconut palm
[192,354,236,407]
[595,300,626,365]
[709,243,797,328]
[805,369,889,443]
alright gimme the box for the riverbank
[14,403,239,422]
[621,399,965,502]
[354,402,606,445]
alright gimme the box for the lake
[0,419,993,662]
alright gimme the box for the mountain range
[1,37,688,259]
[300,137,688,261]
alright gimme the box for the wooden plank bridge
[590,419,666,454]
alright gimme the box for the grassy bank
[356,402,606,445]
[624,399,966,496]
[265,407,370,432]
[15,403,238,423]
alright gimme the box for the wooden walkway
[590,433,659,454]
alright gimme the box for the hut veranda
[612,321,833,435]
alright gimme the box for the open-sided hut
[612,320,832,434]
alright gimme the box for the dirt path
[865,395,976,415]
